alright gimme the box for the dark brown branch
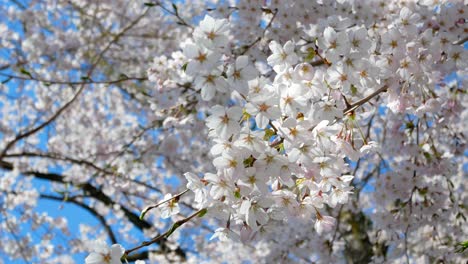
[239,8,278,55]
[39,194,118,244]
[0,72,147,85]
[5,151,114,175]
[0,159,187,259]
[125,209,204,257]
[153,1,193,29]
[344,85,388,115]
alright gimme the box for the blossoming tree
[0,0,467,263]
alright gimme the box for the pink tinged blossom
[315,214,336,235]
[212,149,247,179]
[397,7,421,36]
[184,172,208,205]
[245,96,280,129]
[85,241,124,264]
[279,84,308,117]
[319,27,350,63]
[360,141,381,155]
[239,197,270,231]
[240,225,254,243]
[206,105,242,140]
[328,186,354,208]
[183,43,221,76]
[267,40,299,73]
[193,15,229,49]
[227,55,258,95]
[272,190,299,214]
[159,194,180,219]
[341,141,360,161]
[348,27,371,54]
[205,171,235,200]
[194,69,228,101]
[303,194,325,209]
[210,227,240,242]
[293,63,315,81]
[381,29,404,56]
[237,167,269,195]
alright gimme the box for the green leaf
[455,240,468,253]
[139,210,147,220]
[243,156,255,167]
[350,84,358,96]
[172,3,178,13]
[20,68,32,78]
[277,142,285,152]
[423,152,432,161]
[234,190,241,199]
[181,62,188,72]
[166,222,181,238]
[418,187,428,196]
[242,109,251,121]
[305,48,316,61]
[198,208,208,218]
[144,2,157,7]
[405,121,414,130]
[263,129,275,141]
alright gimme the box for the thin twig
[344,85,388,115]
[140,189,189,219]
[0,72,147,85]
[125,209,205,256]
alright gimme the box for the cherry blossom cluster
[145,0,467,262]
[0,0,466,263]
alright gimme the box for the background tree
[0,0,466,263]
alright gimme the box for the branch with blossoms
[124,208,206,257]
[0,72,148,86]
[0,7,152,161]
[344,85,388,115]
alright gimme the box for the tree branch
[344,85,388,115]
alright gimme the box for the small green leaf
[263,129,275,141]
[172,3,178,13]
[277,142,285,152]
[455,240,468,253]
[144,2,157,7]
[139,210,147,220]
[305,48,316,61]
[20,68,32,78]
[350,84,358,96]
[423,152,431,161]
[418,187,428,196]
[181,62,188,72]
[243,156,255,167]
[198,208,208,218]
[234,190,241,199]
[166,222,181,238]
[242,109,251,121]
[405,122,414,130]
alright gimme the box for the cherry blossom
[0,1,466,263]
[85,241,124,264]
